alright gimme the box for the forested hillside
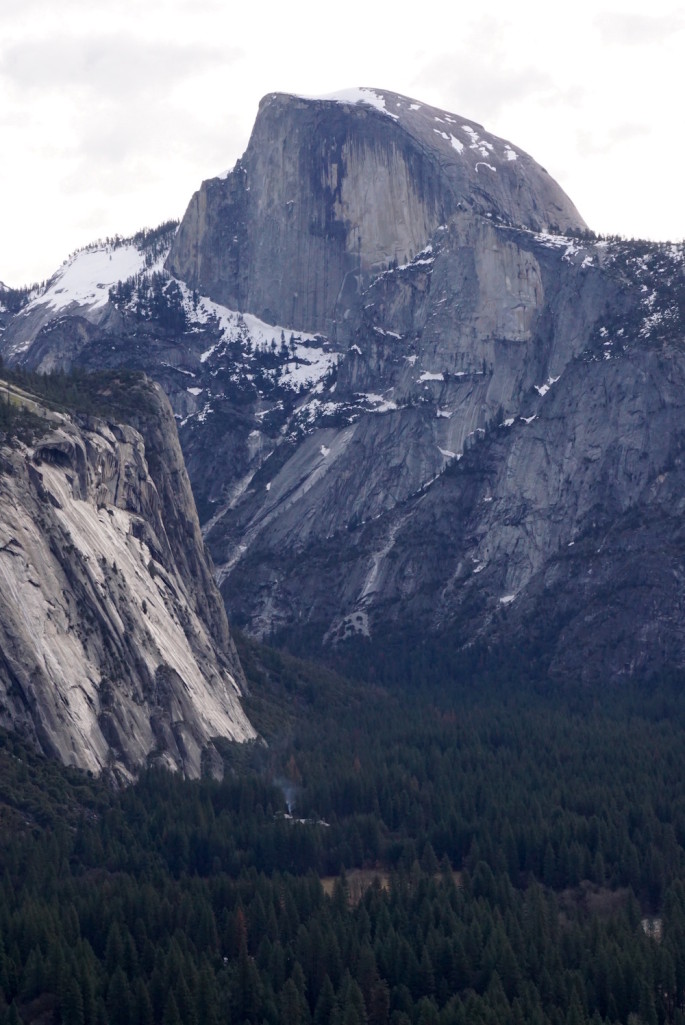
[0,641,683,1025]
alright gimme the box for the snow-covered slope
[2,226,175,360]
[2,224,342,400]
[32,243,153,313]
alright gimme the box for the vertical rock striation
[167,89,586,336]
[0,376,256,779]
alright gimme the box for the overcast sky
[1,0,683,287]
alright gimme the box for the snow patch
[26,244,158,314]
[462,124,495,159]
[388,244,434,275]
[197,301,319,362]
[190,292,339,392]
[305,88,399,120]
[537,232,574,250]
[373,327,402,339]
[358,393,398,413]
[534,375,560,397]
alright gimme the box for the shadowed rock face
[201,221,685,685]
[0,378,255,780]
[167,89,586,336]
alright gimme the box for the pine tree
[162,991,182,1025]
[106,968,133,1025]
[134,978,154,1025]
[279,977,305,1025]
[61,976,85,1025]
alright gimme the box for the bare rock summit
[166,89,586,336]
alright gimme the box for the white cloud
[595,11,684,44]
[576,122,650,157]
[415,53,555,127]
[1,34,240,97]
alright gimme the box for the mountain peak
[167,88,586,336]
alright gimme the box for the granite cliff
[2,89,684,685]
[167,88,585,336]
[0,374,255,779]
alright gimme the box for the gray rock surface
[0,376,255,779]
[167,89,586,336]
[202,227,685,685]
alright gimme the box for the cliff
[0,374,255,780]
[166,89,586,336]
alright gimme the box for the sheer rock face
[0,380,255,780]
[166,89,586,336]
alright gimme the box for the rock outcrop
[0,375,255,779]
[166,89,586,336]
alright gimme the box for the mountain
[166,88,586,336]
[0,371,255,780]
[2,88,684,684]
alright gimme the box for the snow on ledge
[295,88,399,119]
[358,393,398,413]
[534,375,560,397]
